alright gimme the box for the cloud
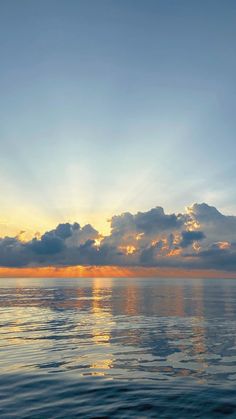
[104,207,185,249]
[179,230,205,248]
[0,222,100,267]
[1,203,236,271]
[0,237,30,267]
[187,203,236,244]
[187,243,236,271]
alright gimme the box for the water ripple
[1,277,236,417]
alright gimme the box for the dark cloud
[187,244,236,271]
[55,222,79,239]
[0,237,30,267]
[1,203,236,271]
[180,230,205,248]
[188,203,236,244]
[110,207,183,236]
[28,222,80,255]
[134,207,183,234]
[0,223,100,268]
[104,207,185,250]
[140,241,163,266]
[30,235,65,255]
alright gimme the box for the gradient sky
[1,0,236,238]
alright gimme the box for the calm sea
[1,277,236,418]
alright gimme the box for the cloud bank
[1,203,236,271]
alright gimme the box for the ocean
[1,277,236,418]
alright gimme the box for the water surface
[1,277,236,417]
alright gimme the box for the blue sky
[1,0,236,236]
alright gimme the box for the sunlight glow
[1,266,236,278]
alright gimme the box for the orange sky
[0,265,236,279]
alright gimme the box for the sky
[1,1,236,275]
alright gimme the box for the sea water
[1,277,236,418]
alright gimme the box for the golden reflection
[90,278,114,372]
[4,305,28,347]
[91,358,113,370]
[188,282,208,383]
[124,281,140,316]
[157,280,208,384]
[92,278,112,345]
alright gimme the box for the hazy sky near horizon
[1,0,236,236]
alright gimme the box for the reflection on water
[90,278,114,373]
[1,277,236,417]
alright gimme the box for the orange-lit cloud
[1,203,236,274]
